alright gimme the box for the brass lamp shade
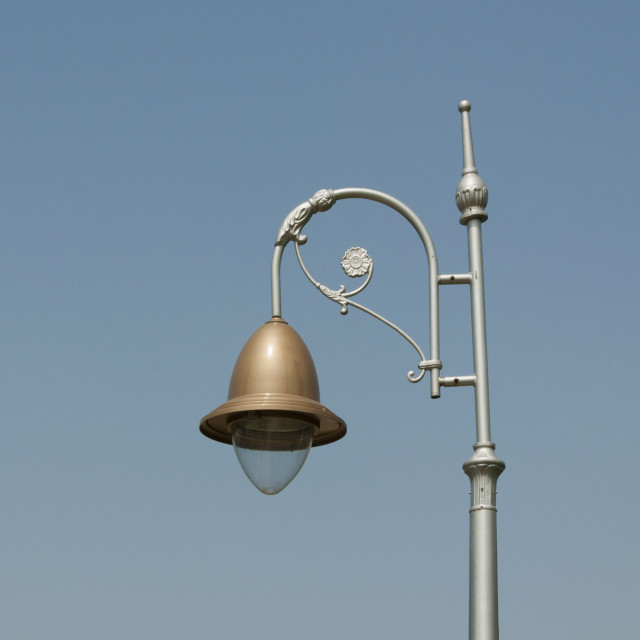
[200,317,347,447]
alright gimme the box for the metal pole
[456,101,505,640]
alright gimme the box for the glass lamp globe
[230,412,316,494]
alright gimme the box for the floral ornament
[341,247,372,278]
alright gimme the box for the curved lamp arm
[271,187,442,398]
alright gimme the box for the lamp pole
[201,101,505,640]
[456,102,505,640]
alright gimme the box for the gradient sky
[2,1,638,638]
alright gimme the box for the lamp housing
[200,317,346,492]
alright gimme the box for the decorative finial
[455,100,488,225]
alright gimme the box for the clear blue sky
[2,1,638,638]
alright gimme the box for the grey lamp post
[200,101,505,640]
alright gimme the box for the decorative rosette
[341,247,372,278]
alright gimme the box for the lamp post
[200,101,505,640]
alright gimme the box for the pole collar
[418,359,442,370]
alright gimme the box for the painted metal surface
[200,318,346,447]
[456,101,505,640]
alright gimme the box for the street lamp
[200,101,505,640]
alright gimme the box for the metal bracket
[440,375,476,387]
[438,273,472,285]
[272,187,444,398]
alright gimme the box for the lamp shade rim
[200,393,347,447]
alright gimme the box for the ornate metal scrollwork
[294,241,430,383]
[275,189,336,247]
[317,284,349,315]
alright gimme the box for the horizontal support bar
[438,273,472,285]
[440,375,476,387]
